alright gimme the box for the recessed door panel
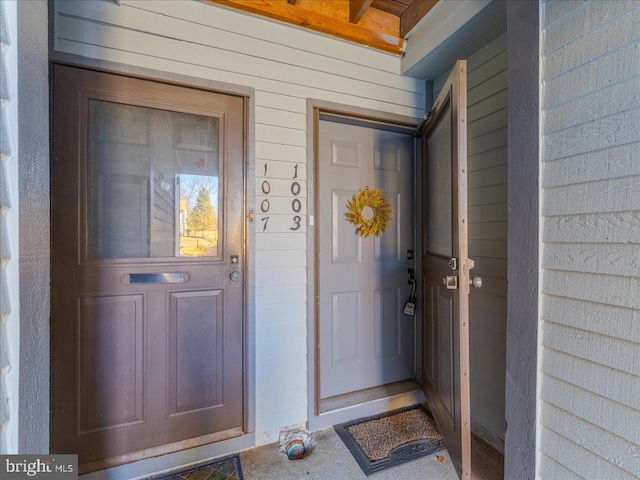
[331,139,361,167]
[374,192,400,261]
[331,291,361,365]
[170,290,224,415]
[374,145,400,171]
[78,295,144,433]
[437,287,454,424]
[373,288,400,359]
[52,65,245,470]
[332,190,361,264]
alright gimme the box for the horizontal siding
[540,425,638,480]
[539,453,583,480]
[543,0,589,28]
[468,146,507,172]
[542,211,640,243]
[542,402,640,477]
[543,348,639,411]
[543,269,640,310]
[434,33,508,446]
[0,0,19,454]
[54,2,422,111]
[542,142,640,188]
[543,3,640,80]
[541,375,639,447]
[543,107,640,162]
[543,76,640,135]
[543,0,639,55]
[543,243,640,277]
[53,0,425,438]
[543,295,640,345]
[540,1,640,478]
[543,322,639,377]
[543,41,640,111]
[467,34,507,445]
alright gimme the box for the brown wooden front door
[51,65,246,471]
[421,60,472,480]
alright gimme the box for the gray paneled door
[51,65,245,470]
[421,60,472,480]
[318,116,415,400]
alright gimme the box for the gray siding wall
[52,0,424,443]
[539,1,640,478]
[434,33,508,449]
[17,0,50,454]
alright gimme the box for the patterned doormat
[156,455,243,480]
[334,405,445,476]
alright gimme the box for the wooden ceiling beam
[371,0,411,17]
[207,0,405,55]
[349,0,373,23]
[400,0,438,37]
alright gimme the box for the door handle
[230,254,240,283]
[469,276,483,289]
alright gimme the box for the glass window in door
[87,100,221,258]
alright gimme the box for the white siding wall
[53,0,424,442]
[0,0,19,454]
[539,1,640,478]
[434,33,508,450]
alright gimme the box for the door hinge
[248,209,254,222]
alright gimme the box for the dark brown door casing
[51,65,246,471]
[420,60,472,479]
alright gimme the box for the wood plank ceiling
[205,0,438,55]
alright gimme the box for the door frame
[306,99,424,430]
[47,53,257,477]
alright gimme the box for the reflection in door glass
[427,102,453,258]
[87,100,220,258]
[178,174,219,257]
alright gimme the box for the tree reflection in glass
[179,174,219,257]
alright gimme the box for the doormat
[334,405,445,476]
[155,455,243,480]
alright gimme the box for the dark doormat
[155,454,243,480]
[334,404,445,476]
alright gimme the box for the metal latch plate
[443,276,458,290]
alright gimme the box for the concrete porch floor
[239,427,504,480]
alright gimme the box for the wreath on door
[345,186,393,237]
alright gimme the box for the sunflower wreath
[345,186,393,237]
